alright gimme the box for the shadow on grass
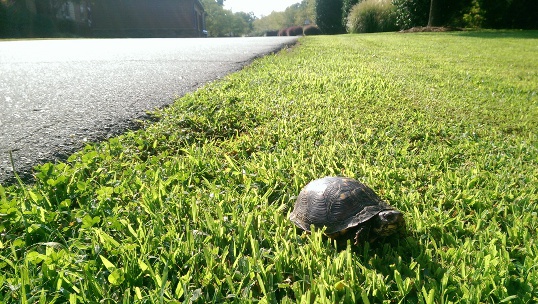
[354,234,449,302]
[453,29,538,39]
[296,228,449,302]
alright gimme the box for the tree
[235,11,257,33]
[252,0,315,36]
[315,0,345,34]
[201,0,231,36]
[200,0,253,36]
[427,0,439,26]
[253,12,287,35]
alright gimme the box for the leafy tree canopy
[201,0,256,36]
[253,0,315,36]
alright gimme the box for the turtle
[289,176,405,246]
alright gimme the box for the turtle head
[372,210,405,237]
[353,210,406,245]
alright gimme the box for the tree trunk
[427,0,441,27]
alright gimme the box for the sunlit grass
[1,30,537,303]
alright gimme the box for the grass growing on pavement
[1,30,537,303]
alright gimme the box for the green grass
[1,30,537,303]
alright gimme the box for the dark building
[90,0,206,38]
[3,0,206,38]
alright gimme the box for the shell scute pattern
[290,176,399,238]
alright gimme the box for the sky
[223,0,300,17]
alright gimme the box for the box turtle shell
[289,176,405,244]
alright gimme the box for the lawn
[1,30,537,303]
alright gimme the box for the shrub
[303,25,323,35]
[391,0,429,30]
[347,0,398,33]
[286,26,304,36]
[264,30,279,36]
[277,28,287,36]
[462,0,485,28]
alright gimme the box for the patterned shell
[289,176,394,235]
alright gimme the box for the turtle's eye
[380,211,403,223]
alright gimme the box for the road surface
[0,37,298,184]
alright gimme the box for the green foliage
[392,0,538,30]
[347,0,398,33]
[200,0,255,36]
[253,0,315,36]
[235,11,257,34]
[480,0,538,29]
[391,0,429,29]
[463,0,485,28]
[254,13,289,36]
[1,31,538,303]
[392,0,469,29]
[315,0,346,34]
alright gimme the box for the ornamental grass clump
[347,0,398,33]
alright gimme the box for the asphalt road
[0,37,298,184]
